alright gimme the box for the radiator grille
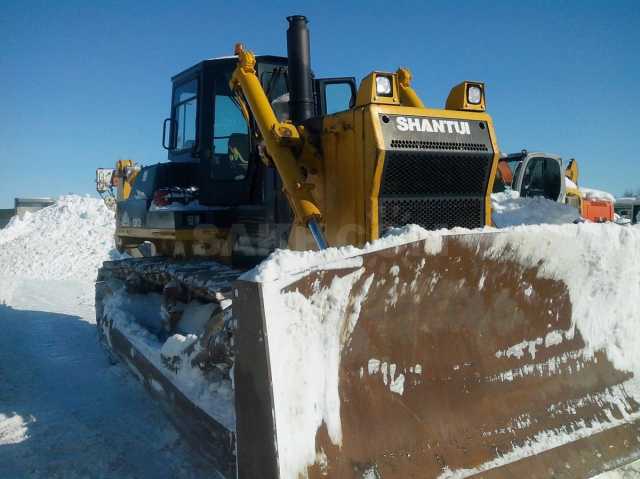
[379,149,492,231]
[380,197,484,231]
[380,151,491,197]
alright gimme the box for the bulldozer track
[98,257,244,304]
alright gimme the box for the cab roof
[171,55,288,83]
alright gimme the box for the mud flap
[233,232,640,479]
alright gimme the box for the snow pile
[491,190,581,227]
[582,186,616,203]
[0,195,117,281]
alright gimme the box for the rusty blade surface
[234,232,640,479]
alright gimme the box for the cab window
[261,66,289,121]
[522,157,561,200]
[325,83,352,115]
[212,93,249,181]
[173,79,198,151]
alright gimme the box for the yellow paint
[113,159,139,201]
[396,68,426,108]
[565,159,579,184]
[230,46,500,250]
[229,46,321,226]
[446,81,486,112]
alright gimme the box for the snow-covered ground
[0,196,220,478]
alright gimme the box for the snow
[491,189,581,227]
[177,301,219,334]
[582,187,616,203]
[259,266,375,478]
[0,413,33,445]
[564,178,615,203]
[565,177,578,189]
[161,333,198,358]
[594,462,640,478]
[241,224,444,284]
[102,287,236,430]
[0,195,121,282]
[0,195,220,478]
[367,359,406,395]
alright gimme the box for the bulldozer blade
[233,231,640,479]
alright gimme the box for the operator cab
[163,55,290,207]
[155,54,355,264]
[494,151,565,203]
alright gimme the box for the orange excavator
[495,150,614,222]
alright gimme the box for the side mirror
[314,77,357,115]
[162,118,176,150]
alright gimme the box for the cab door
[167,76,200,163]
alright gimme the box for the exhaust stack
[286,15,314,123]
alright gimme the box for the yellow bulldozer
[95,15,640,478]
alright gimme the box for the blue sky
[1,0,639,208]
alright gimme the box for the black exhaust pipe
[286,15,315,123]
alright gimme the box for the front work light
[446,81,486,111]
[467,84,482,104]
[376,75,393,96]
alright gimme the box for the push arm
[230,46,327,248]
